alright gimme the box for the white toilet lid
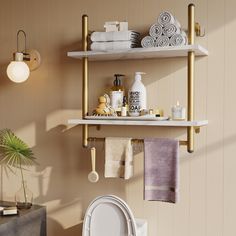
[82,195,137,236]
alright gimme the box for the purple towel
[144,138,179,203]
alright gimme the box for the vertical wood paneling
[206,0,225,236]
[224,0,236,235]
[173,154,191,236]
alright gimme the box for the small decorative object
[2,206,18,216]
[104,21,119,32]
[0,129,37,209]
[154,108,164,117]
[119,22,128,31]
[104,21,128,32]
[171,101,186,120]
[93,94,117,116]
[140,109,149,116]
[149,109,154,114]
[121,96,128,117]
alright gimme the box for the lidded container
[110,74,125,112]
[171,101,186,120]
[15,180,33,209]
[128,72,147,117]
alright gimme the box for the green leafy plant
[0,129,37,204]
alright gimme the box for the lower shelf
[68,118,208,127]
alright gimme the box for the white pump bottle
[128,72,147,117]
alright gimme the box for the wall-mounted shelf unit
[67,3,208,153]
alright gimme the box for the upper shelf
[67,44,208,61]
[68,118,208,127]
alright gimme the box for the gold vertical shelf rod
[187,4,195,153]
[82,14,89,147]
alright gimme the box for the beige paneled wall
[0,0,236,235]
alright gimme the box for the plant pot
[15,181,33,209]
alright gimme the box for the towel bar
[87,137,188,146]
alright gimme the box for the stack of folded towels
[141,11,187,48]
[90,31,140,51]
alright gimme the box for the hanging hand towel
[105,137,133,180]
[144,138,179,203]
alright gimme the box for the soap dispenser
[110,74,125,113]
[128,72,147,117]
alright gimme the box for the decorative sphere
[7,61,30,83]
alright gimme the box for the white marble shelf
[67,44,208,61]
[68,118,208,127]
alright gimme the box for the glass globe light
[7,52,30,83]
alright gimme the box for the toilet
[82,195,147,236]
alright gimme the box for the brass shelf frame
[81,4,204,153]
[82,15,89,148]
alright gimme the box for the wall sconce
[7,30,41,83]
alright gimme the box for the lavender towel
[144,138,179,203]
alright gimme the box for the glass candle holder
[15,181,33,209]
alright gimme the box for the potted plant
[0,129,37,209]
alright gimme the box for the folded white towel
[91,31,140,42]
[163,23,181,37]
[158,11,181,28]
[149,23,163,38]
[90,41,138,51]
[141,36,155,48]
[105,137,133,179]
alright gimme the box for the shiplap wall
[0,0,236,235]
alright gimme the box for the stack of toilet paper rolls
[141,11,188,48]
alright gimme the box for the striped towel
[105,137,133,180]
[144,138,179,203]
[91,41,139,51]
[91,31,140,42]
